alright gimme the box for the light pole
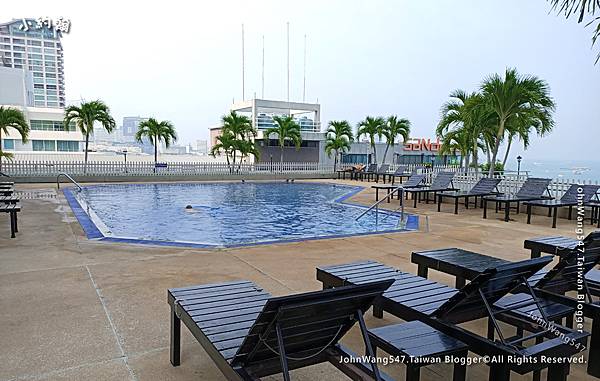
[517,155,522,177]
[121,149,128,173]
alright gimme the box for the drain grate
[14,190,57,199]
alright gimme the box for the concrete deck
[0,180,594,381]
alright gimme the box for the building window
[27,40,42,46]
[30,120,76,132]
[57,140,79,152]
[32,140,56,151]
[43,41,54,47]
[342,154,369,164]
[3,139,15,150]
[13,46,25,52]
[29,47,42,53]
[12,38,24,44]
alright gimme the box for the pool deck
[0,180,594,381]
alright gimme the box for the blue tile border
[63,181,419,249]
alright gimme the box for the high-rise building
[122,116,147,137]
[0,18,66,108]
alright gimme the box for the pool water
[68,182,415,247]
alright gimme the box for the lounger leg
[464,196,469,209]
[14,211,17,233]
[588,314,600,377]
[552,207,558,228]
[452,350,468,381]
[406,365,420,381]
[547,363,569,381]
[454,198,459,215]
[356,309,382,381]
[276,323,292,381]
[488,364,510,381]
[487,319,494,339]
[417,264,429,278]
[483,199,488,219]
[437,195,442,212]
[170,307,181,366]
[375,188,379,201]
[373,304,384,319]
[516,201,520,214]
[527,204,532,224]
[414,194,417,208]
[455,276,465,289]
[10,211,16,238]
[504,202,510,222]
[568,206,572,220]
[548,208,552,217]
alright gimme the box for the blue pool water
[68,182,414,247]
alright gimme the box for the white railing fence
[1,160,335,177]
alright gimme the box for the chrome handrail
[356,186,405,227]
[57,172,83,191]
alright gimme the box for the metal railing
[356,186,405,229]
[56,172,82,191]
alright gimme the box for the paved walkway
[0,181,593,380]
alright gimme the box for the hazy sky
[5,0,600,165]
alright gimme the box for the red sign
[403,138,440,152]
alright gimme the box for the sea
[511,160,600,183]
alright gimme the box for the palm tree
[0,106,29,171]
[357,116,385,164]
[265,115,302,164]
[325,120,354,171]
[549,0,600,63]
[135,118,177,167]
[438,128,471,168]
[221,111,256,170]
[210,131,236,168]
[437,90,499,170]
[64,100,115,173]
[480,68,555,176]
[381,116,410,165]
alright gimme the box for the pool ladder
[56,172,83,192]
[356,186,406,229]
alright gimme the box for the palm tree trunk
[84,133,90,174]
[501,136,513,168]
[472,140,479,170]
[464,151,470,173]
[489,119,505,177]
[232,150,237,173]
[334,149,338,172]
[381,143,390,165]
[154,136,158,172]
[0,130,3,172]
[280,146,284,166]
[371,137,377,164]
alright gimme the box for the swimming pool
[65,182,417,248]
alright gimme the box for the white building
[0,18,66,108]
[1,68,83,153]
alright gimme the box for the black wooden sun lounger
[360,164,379,182]
[1,202,20,238]
[168,279,396,381]
[525,184,600,228]
[404,172,457,208]
[437,177,502,214]
[385,165,412,184]
[373,164,390,183]
[483,177,552,222]
[317,258,589,381]
[372,174,426,202]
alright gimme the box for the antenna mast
[286,22,290,102]
[262,35,265,99]
[242,24,245,101]
[303,34,307,102]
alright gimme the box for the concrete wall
[256,145,320,163]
